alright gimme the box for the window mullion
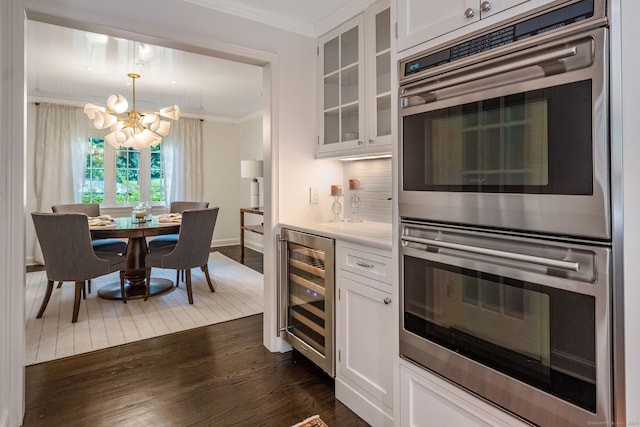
[140,148,151,203]
[104,143,116,206]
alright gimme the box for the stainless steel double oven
[399,1,613,426]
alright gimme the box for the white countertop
[278,220,392,250]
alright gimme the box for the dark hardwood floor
[23,245,367,426]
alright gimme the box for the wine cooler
[278,228,335,376]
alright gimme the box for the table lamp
[241,159,264,209]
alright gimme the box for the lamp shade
[241,160,264,178]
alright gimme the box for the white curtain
[34,103,88,263]
[164,117,204,204]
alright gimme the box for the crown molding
[183,0,376,38]
[314,0,376,37]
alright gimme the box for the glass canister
[132,206,146,223]
[141,202,152,221]
[132,202,152,223]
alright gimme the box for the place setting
[87,214,116,228]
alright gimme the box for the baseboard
[335,378,393,427]
[244,240,264,253]
[211,238,238,248]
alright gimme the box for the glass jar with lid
[132,202,152,223]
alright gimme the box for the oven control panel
[402,0,596,78]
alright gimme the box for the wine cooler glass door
[279,229,335,376]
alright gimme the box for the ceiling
[26,0,370,122]
[27,21,264,122]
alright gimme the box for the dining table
[90,215,181,300]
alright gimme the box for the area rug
[291,415,329,427]
[25,251,263,365]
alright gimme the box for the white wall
[201,116,264,250]
[620,0,640,423]
[1,2,26,426]
[236,115,265,250]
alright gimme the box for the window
[83,133,166,206]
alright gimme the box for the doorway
[19,0,279,395]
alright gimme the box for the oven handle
[401,45,578,106]
[401,235,580,272]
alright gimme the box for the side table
[240,207,264,260]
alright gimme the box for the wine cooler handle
[276,234,288,336]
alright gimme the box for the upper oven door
[399,27,609,240]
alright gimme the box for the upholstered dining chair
[144,207,219,304]
[51,203,126,253]
[31,212,126,323]
[51,203,127,292]
[147,201,210,251]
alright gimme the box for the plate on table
[157,213,182,224]
[88,216,116,228]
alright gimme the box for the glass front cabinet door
[317,0,390,157]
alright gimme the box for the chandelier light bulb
[106,94,128,114]
[83,103,104,119]
[92,111,117,129]
[159,105,181,120]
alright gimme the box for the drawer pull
[383,297,392,305]
[355,261,374,268]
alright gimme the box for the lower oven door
[400,222,611,426]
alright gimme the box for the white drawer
[338,243,392,286]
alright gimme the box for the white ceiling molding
[183,0,314,36]
[183,0,376,38]
[314,0,377,37]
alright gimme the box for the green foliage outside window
[83,137,105,203]
[82,136,166,205]
[150,145,165,202]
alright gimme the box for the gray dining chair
[147,201,210,251]
[51,203,127,292]
[32,212,126,323]
[52,203,127,253]
[145,207,219,304]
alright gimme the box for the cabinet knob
[464,7,475,18]
[358,140,365,146]
[480,1,492,12]
[383,297,392,305]
[368,139,375,145]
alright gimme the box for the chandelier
[84,73,180,150]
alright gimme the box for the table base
[97,278,174,300]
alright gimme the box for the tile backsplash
[342,158,392,223]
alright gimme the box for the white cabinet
[399,361,531,427]
[397,0,534,51]
[336,242,393,426]
[317,0,391,158]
